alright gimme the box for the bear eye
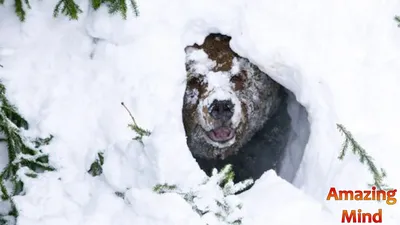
[230,75,244,83]
[188,76,202,87]
[230,74,246,90]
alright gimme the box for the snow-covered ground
[1,0,400,224]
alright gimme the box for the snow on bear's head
[182,34,283,159]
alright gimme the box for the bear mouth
[206,127,235,143]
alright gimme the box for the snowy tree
[0,80,55,225]
[153,164,254,225]
[0,0,139,22]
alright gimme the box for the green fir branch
[0,80,55,223]
[0,83,28,130]
[12,178,23,196]
[220,164,235,187]
[14,0,26,22]
[153,183,178,194]
[115,191,125,198]
[32,134,53,148]
[0,0,140,21]
[53,0,83,20]
[88,152,104,176]
[0,0,31,22]
[336,124,390,191]
[91,0,103,10]
[129,0,139,16]
[153,164,251,225]
[0,180,9,200]
[23,0,31,9]
[395,16,400,27]
[19,157,55,172]
[91,0,139,18]
[8,201,18,217]
[107,0,128,18]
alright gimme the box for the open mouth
[206,127,235,142]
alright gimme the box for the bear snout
[209,99,234,122]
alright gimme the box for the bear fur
[182,33,291,183]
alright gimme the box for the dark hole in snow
[182,33,311,192]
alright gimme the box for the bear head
[183,34,283,160]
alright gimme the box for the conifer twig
[0,81,55,222]
[129,0,139,16]
[0,0,140,22]
[88,152,104,177]
[53,0,83,20]
[395,16,400,27]
[153,164,250,224]
[91,0,140,19]
[14,0,26,22]
[336,124,390,190]
[121,102,138,126]
[121,102,151,144]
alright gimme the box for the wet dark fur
[182,33,291,184]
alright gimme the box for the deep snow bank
[1,0,400,224]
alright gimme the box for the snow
[240,170,338,225]
[0,0,400,224]
[186,48,216,75]
[278,91,310,183]
[151,165,252,225]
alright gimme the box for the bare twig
[121,102,138,126]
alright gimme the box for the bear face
[182,34,284,161]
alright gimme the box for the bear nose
[209,100,234,121]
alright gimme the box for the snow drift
[1,0,400,224]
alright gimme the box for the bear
[182,33,292,184]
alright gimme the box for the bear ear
[185,44,201,52]
[184,46,195,54]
